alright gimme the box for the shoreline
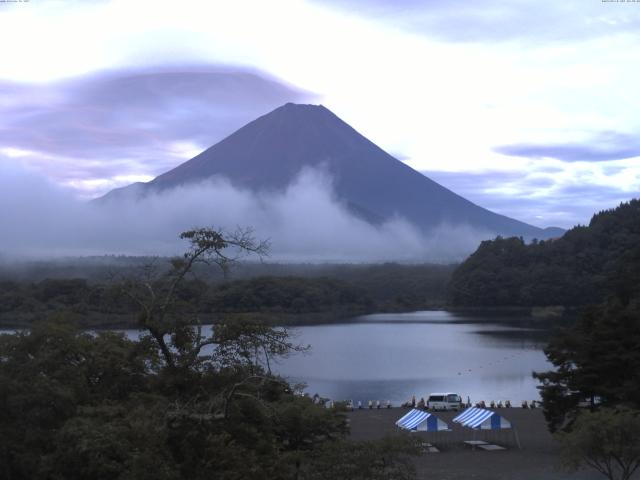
[0,305,579,330]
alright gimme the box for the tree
[534,298,640,432]
[47,402,179,480]
[119,227,270,371]
[116,227,316,420]
[0,320,155,480]
[558,408,640,480]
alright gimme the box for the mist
[0,162,491,262]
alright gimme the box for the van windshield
[447,394,461,403]
[428,395,444,402]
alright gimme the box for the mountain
[100,103,561,239]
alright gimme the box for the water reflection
[273,311,552,405]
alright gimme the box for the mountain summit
[100,103,560,239]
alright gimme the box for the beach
[347,408,616,480]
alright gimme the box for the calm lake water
[275,310,553,405]
[0,310,554,405]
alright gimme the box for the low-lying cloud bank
[1,162,491,262]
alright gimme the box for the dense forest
[448,199,640,307]
[0,263,455,328]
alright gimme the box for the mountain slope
[100,103,559,239]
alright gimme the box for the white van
[427,392,462,411]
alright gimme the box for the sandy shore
[347,408,625,480]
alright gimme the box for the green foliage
[557,408,640,480]
[0,228,419,479]
[0,319,417,480]
[203,276,373,315]
[48,402,178,480]
[0,263,455,328]
[534,298,640,432]
[449,199,640,307]
[0,321,155,479]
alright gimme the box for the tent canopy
[396,409,450,432]
[453,407,512,430]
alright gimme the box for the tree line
[449,199,640,307]
[0,276,371,328]
[0,264,455,328]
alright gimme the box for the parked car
[427,392,462,411]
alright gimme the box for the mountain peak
[282,102,323,109]
[263,102,339,126]
[99,103,560,240]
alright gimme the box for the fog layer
[1,162,491,262]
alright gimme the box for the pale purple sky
[1,0,639,229]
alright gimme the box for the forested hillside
[449,199,640,307]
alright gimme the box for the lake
[0,310,554,406]
[274,310,553,406]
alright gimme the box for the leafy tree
[0,320,154,480]
[47,402,178,480]
[534,298,640,432]
[558,408,640,480]
[118,227,270,371]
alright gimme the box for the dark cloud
[495,132,640,162]
[0,65,314,187]
[318,0,640,43]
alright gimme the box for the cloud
[316,0,640,43]
[2,0,637,232]
[425,166,638,229]
[495,132,640,162]
[0,161,490,262]
[0,65,314,196]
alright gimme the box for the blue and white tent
[396,409,450,432]
[452,407,512,430]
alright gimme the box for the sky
[0,0,639,230]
